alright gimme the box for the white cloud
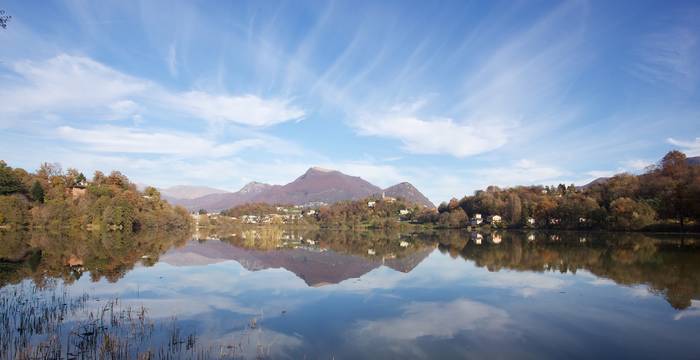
[56,125,265,157]
[354,102,509,157]
[622,159,654,171]
[674,300,700,321]
[172,91,305,127]
[475,270,567,297]
[668,137,700,156]
[586,170,615,179]
[0,54,304,127]
[1,55,148,115]
[106,100,141,121]
[473,159,565,186]
[352,299,509,341]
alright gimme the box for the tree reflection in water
[1,228,699,309]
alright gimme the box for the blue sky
[1,0,699,203]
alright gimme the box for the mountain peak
[239,181,271,194]
[307,166,336,174]
[382,182,435,208]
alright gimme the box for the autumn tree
[608,197,656,230]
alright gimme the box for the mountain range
[162,167,435,212]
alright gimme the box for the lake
[1,229,700,359]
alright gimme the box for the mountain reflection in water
[1,228,700,359]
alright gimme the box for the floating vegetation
[0,282,273,359]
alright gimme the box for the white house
[367,249,376,255]
[400,241,410,248]
[367,201,376,208]
[489,215,502,224]
[399,209,410,216]
[527,217,536,225]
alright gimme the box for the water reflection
[2,228,700,358]
[0,229,190,288]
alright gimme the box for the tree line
[428,151,700,231]
[0,161,192,231]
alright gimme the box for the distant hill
[578,155,700,190]
[164,167,433,212]
[381,182,435,208]
[167,181,276,211]
[578,177,611,190]
[159,185,229,200]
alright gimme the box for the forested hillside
[0,161,191,231]
[428,151,700,231]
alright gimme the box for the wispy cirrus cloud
[631,20,700,90]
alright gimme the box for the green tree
[0,195,29,226]
[0,161,25,195]
[30,180,45,203]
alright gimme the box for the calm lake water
[1,229,700,359]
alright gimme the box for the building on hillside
[399,209,410,216]
[526,217,536,226]
[381,192,396,203]
[242,215,259,224]
[367,200,376,208]
[488,215,502,224]
[471,213,483,226]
